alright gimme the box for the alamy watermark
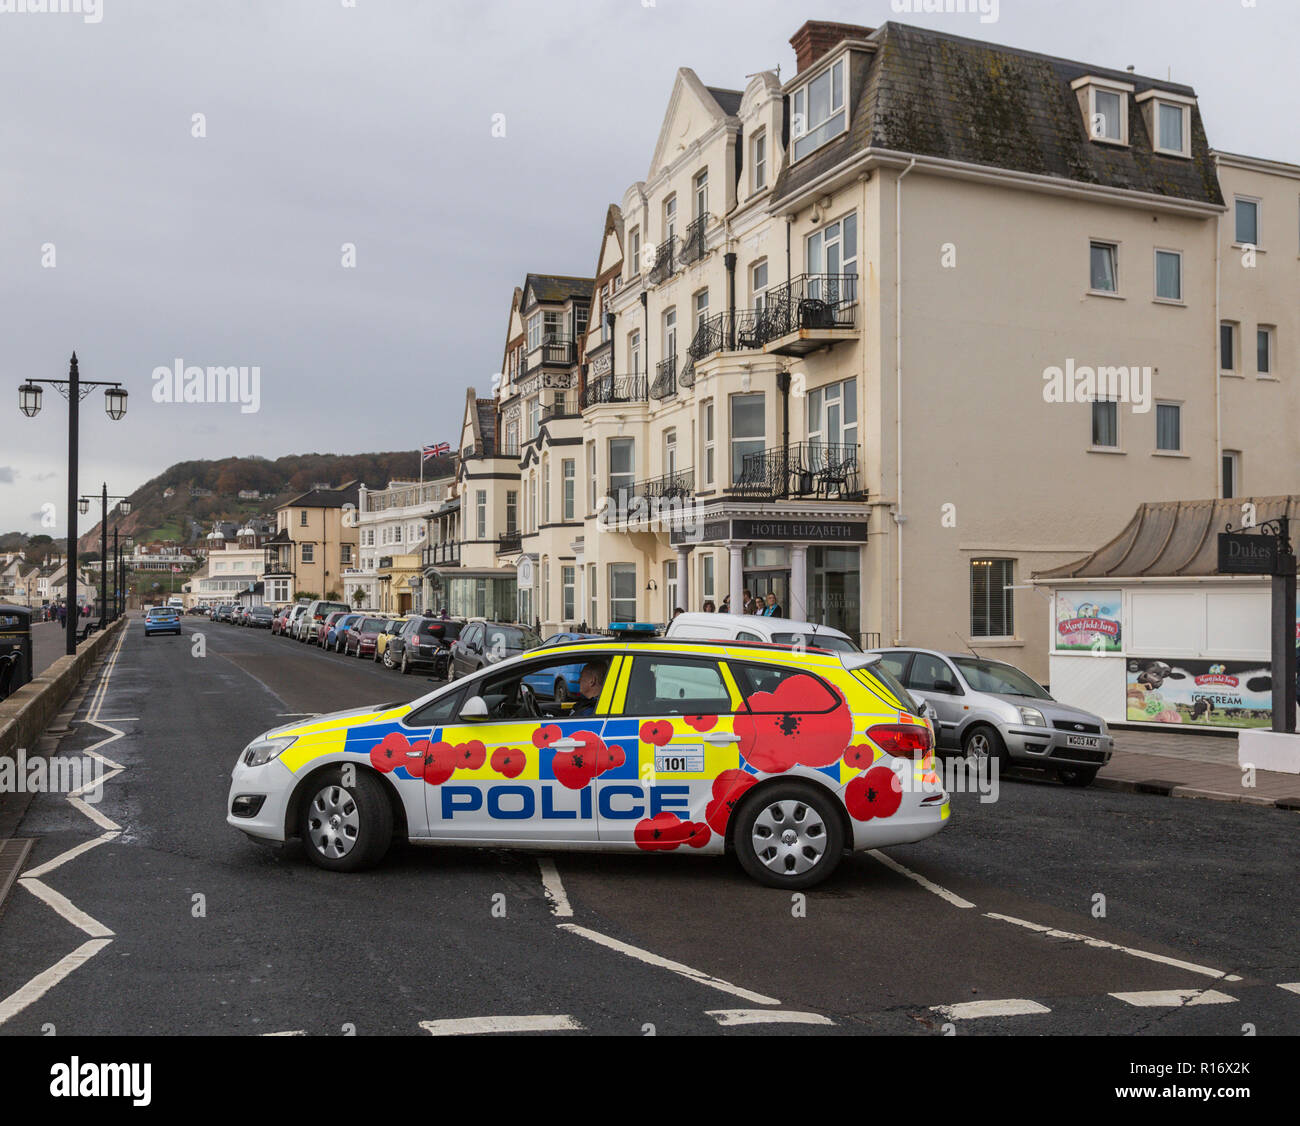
[0,748,104,803]
[152,359,261,414]
[1042,359,1152,413]
[890,0,999,24]
[0,0,102,23]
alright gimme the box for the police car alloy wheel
[301,768,392,872]
[734,782,844,889]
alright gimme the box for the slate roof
[280,482,360,510]
[774,21,1224,209]
[706,86,743,117]
[524,274,594,306]
[1035,496,1300,579]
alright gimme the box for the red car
[342,615,390,658]
[270,607,291,636]
[313,610,350,648]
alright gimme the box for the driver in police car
[570,660,607,717]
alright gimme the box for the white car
[666,612,860,653]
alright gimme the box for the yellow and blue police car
[227,627,949,888]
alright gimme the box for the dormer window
[791,57,847,162]
[1071,76,1134,147]
[1137,90,1194,158]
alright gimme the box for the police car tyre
[962,723,1007,767]
[733,782,844,889]
[1057,765,1098,788]
[301,768,392,872]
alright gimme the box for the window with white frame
[610,563,637,623]
[702,399,715,486]
[393,525,402,543]
[476,490,486,539]
[664,195,677,242]
[587,441,596,511]
[693,289,709,337]
[1235,197,1260,246]
[562,459,575,521]
[663,307,677,360]
[752,129,767,191]
[970,558,1014,638]
[665,559,678,617]
[1154,249,1183,301]
[588,564,597,626]
[693,169,708,219]
[629,330,641,375]
[1222,450,1240,499]
[752,259,769,313]
[1074,77,1132,145]
[1092,399,1119,448]
[542,458,550,524]
[609,437,635,501]
[527,313,543,352]
[527,396,541,439]
[1155,100,1189,156]
[807,213,857,284]
[808,377,858,454]
[730,393,765,482]
[1155,403,1182,452]
[701,552,714,602]
[791,57,846,161]
[629,227,641,275]
[664,428,677,477]
[301,544,314,563]
[1258,326,1275,375]
[529,475,537,532]
[562,566,575,621]
[1090,241,1118,293]
[505,419,518,453]
[506,490,517,534]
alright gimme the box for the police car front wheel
[300,768,393,872]
[734,783,844,889]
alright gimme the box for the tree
[352,587,366,607]
[324,590,340,601]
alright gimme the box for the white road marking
[1279,983,1300,995]
[1110,989,1237,1007]
[868,850,975,909]
[706,1008,834,1027]
[931,998,1051,1020]
[985,912,1240,981]
[558,922,781,1006]
[94,717,138,723]
[537,858,573,917]
[0,939,114,1025]
[22,831,120,880]
[261,1029,307,1036]
[419,1015,584,1035]
[19,878,114,939]
[68,792,122,833]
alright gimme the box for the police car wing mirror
[459,695,490,722]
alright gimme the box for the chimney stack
[789,20,874,74]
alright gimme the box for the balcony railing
[542,403,579,422]
[679,214,709,266]
[759,273,858,340]
[421,542,461,568]
[497,530,523,555]
[650,354,678,400]
[606,468,695,515]
[581,374,648,408]
[524,336,577,371]
[648,237,677,285]
[731,442,864,501]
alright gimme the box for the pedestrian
[719,595,730,613]
[763,592,783,617]
[671,607,684,621]
[742,589,755,614]
[57,603,66,627]
[701,600,716,613]
[440,606,449,620]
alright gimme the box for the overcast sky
[1,0,1296,535]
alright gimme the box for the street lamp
[17,353,128,656]
[80,486,132,629]
[111,499,131,621]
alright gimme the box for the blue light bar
[610,622,658,635]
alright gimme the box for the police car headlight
[242,736,296,768]
[1018,707,1046,727]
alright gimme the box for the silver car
[868,648,1113,787]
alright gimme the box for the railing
[730,442,863,501]
[524,336,577,371]
[680,214,709,266]
[580,374,648,408]
[759,274,858,340]
[606,468,695,515]
[498,440,520,458]
[421,542,461,568]
[498,531,523,555]
[648,238,677,285]
[542,403,579,422]
[650,354,678,400]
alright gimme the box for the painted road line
[261,1030,307,1036]
[22,831,120,880]
[868,850,975,909]
[985,912,1242,981]
[1278,983,1300,995]
[19,878,115,939]
[419,1015,584,1035]
[1110,989,1237,1007]
[558,922,781,1006]
[538,858,573,917]
[931,999,1052,1020]
[706,1009,835,1027]
[0,939,113,1026]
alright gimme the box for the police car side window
[622,657,733,716]
[732,662,839,713]
[405,689,464,728]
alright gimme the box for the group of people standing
[697,589,784,617]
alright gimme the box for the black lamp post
[80,487,130,629]
[19,354,128,656]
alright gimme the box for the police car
[227,626,949,888]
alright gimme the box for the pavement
[0,618,1296,1038]
[30,620,68,678]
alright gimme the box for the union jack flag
[422,443,450,461]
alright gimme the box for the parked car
[523,632,605,702]
[448,620,541,680]
[144,607,182,637]
[666,611,860,652]
[269,606,291,635]
[325,613,363,651]
[280,605,307,637]
[376,616,418,667]
[342,615,391,659]
[867,647,1114,787]
[387,615,464,676]
[313,610,350,648]
[246,605,275,629]
[299,600,350,643]
[212,604,233,623]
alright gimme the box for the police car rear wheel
[301,769,392,872]
[735,783,843,889]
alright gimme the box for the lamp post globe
[104,386,128,421]
[18,382,42,417]
[78,497,90,516]
[119,500,131,516]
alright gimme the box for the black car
[448,621,541,681]
[246,606,276,629]
[388,616,464,677]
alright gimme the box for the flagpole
[419,446,424,493]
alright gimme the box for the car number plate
[655,747,704,773]
[1065,735,1099,749]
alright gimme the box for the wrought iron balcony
[421,542,461,568]
[648,237,677,285]
[759,274,858,354]
[679,214,709,266]
[524,336,577,372]
[497,530,523,555]
[730,442,864,502]
[581,373,648,408]
[606,468,695,517]
[541,403,579,422]
[650,354,678,400]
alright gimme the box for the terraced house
[449,18,1300,679]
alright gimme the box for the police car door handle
[551,738,583,750]
[704,732,741,745]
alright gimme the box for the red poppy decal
[403,739,434,779]
[843,743,875,771]
[533,724,563,750]
[454,740,487,770]
[704,769,759,834]
[844,765,903,821]
[490,746,527,779]
[633,812,712,852]
[421,741,458,787]
[595,739,626,773]
[684,714,718,732]
[552,748,600,790]
[369,731,410,774]
[733,677,852,773]
[639,720,673,747]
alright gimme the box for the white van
[664,612,860,653]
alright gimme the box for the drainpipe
[785,216,792,284]
[640,290,649,398]
[1214,205,1223,497]
[605,311,616,399]
[895,157,916,645]
[776,371,791,499]
[724,251,737,350]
